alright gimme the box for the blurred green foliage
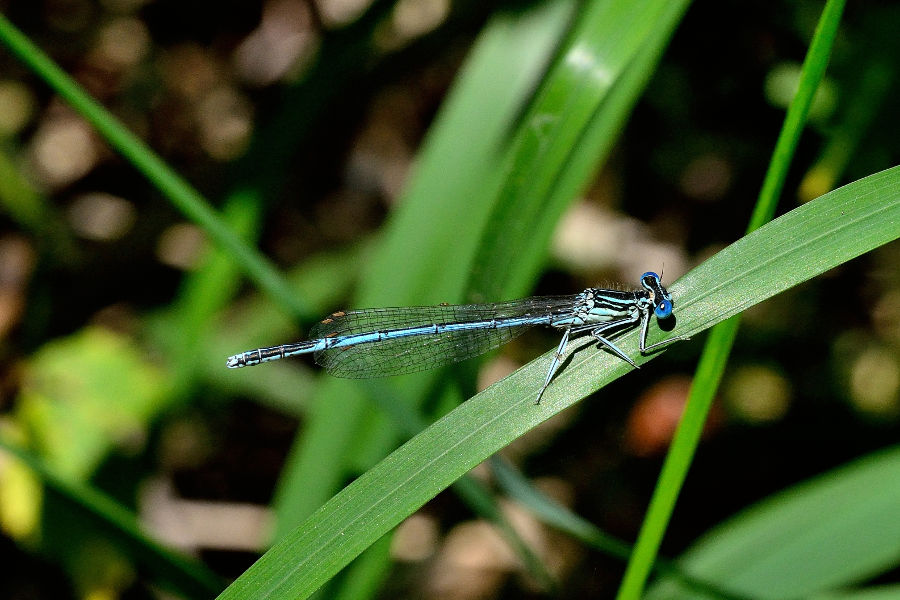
[0,0,897,599]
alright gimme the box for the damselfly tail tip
[226,354,246,368]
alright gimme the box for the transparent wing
[308,296,579,378]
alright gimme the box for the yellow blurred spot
[0,80,35,137]
[764,62,837,122]
[872,290,900,343]
[73,539,136,600]
[196,87,253,160]
[393,0,449,39]
[798,164,834,203]
[850,348,900,416]
[316,0,373,28]
[724,365,792,423]
[0,444,42,540]
[84,589,117,600]
[94,17,149,69]
[375,0,448,51]
[156,223,207,270]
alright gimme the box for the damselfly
[226,272,686,404]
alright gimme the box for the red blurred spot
[624,376,723,457]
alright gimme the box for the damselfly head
[640,271,674,319]
[640,271,660,286]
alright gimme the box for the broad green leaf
[813,585,900,600]
[468,0,691,301]
[646,446,900,599]
[16,327,171,479]
[271,0,578,537]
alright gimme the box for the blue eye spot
[642,271,660,282]
[655,299,672,319]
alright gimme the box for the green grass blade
[270,0,577,536]
[329,534,393,600]
[0,13,305,318]
[270,2,691,589]
[490,457,754,600]
[216,166,900,600]
[467,0,691,301]
[748,0,847,232]
[617,1,847,596]
[616,316,740,598]
[646,446,900,598]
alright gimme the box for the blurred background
[0,0,898,598]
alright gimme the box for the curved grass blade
[216,167,900,600]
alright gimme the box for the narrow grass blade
[0,13,305,318]
[617,1,848,596]
[490,457,755,600]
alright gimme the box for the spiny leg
[535,327,571,405]
[589,316,641,368]
[534,317,645,404]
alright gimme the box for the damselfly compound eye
[654,299,673,319]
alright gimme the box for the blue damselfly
[226,272,686,403]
